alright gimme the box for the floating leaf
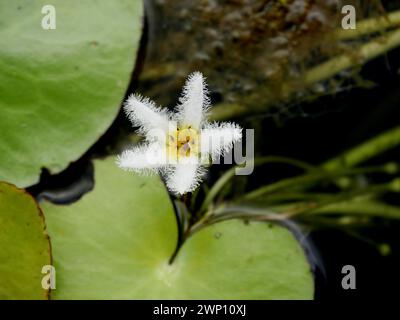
[0,0,143,187]
[0,182,51,299]
[42,158,314,299]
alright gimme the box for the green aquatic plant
[1,0,400,300]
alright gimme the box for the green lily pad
[42,158,314,299]
[0,182,51,300]
[0,0,143,187]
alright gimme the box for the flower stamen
[167,127,200,162]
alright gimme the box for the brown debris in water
[139,0,389,115]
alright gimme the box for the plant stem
[281,176,400,220]
[199,156,316,214]
[335,10,400,40]
[211,28,400,121]
[189,177,399,238]
[241,164,394,201]
[322,126,400,170]
[307,200,400,219]
[305,28,400,85]
[247,191,336,203]
[188,206,288,236]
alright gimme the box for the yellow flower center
[167,126,199,162]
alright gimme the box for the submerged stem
[305,28,400,85]
[199,156,316,214]
[241,164,395,201]
[322,126,400,170]
[335,10,400,40]
[211,28,400,121]
[188,206,289,237]
[308,200,400,220]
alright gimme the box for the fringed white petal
[165,159,205,195]
[200,122,242,160]
[118,73,243,196]
[116,143,167,174]
[124,94,170,141]
[175,72,210,129]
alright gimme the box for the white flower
[116,72,242,195]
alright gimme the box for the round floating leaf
[0,182,51,300]
[0,0,143,187]
[42,158,314,299]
